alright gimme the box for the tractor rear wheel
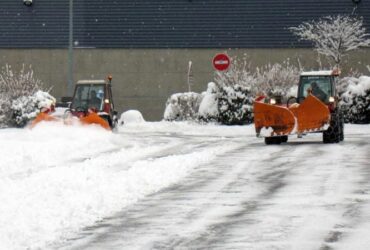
[265,136,282,145]
[323,112,340,143]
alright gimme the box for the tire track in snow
[320,133,370,250]
[60,138,303,250]
[55,133,250,250]
[59,130,370,250]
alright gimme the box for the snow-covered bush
[340,76,370,124]
[0,65,54,127]
[163,92,203,121]
[213,57,256,125]
[214,57,299,125]
[11,91,56,127]
[217,84,254,125]
[198,82,219,122]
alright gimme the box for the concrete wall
[1,48,369,120]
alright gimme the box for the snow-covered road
[1,122,369,249]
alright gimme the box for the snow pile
[198,82,219,122]
[119,110,145,125]
[0,122,239,249]
[163,92,203,121]
[340,76,370,124]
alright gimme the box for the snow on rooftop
[76,79,106,84]
[300,70,333,76]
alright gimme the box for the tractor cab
[69,77,118,128]
[297,70,339,105]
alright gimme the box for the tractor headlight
[329,96,335,103]
[269,98,276,105]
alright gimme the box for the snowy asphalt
[58,125,370,250]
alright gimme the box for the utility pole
[67,0,73,96]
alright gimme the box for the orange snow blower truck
[254,70,344,145]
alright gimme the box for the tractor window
[71,85,105,111]
[298,76,332,102]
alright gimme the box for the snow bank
[0,122,240,249]
[198,82,219,121]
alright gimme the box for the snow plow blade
[79,113,111,130]
[30,112,111,130]
[254,94,330,137]
[290,94,330,133]
[254,102,296,136]
[30,112,59,128]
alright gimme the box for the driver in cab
[308,82,327,101]
[89,90,102,110]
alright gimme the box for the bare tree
[290,15,370,67]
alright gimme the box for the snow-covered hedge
[340,76,370,124]
[217,84,254,125]
[11,91,56,127]
[214,57,299,125]
[163,92,203,121]
[0,65,55,127]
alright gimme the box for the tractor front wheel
[265,136,286,145]
[323,112,341,143]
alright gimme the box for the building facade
[1,0,369,120]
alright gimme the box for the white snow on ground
[0,121,369,249]
[0,121,248,250]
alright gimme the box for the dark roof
[0,0,369,48]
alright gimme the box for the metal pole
[187,61,192,92]
[67,0,73,96]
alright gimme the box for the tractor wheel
[339,113,344,141]
[280,136,288,143]
[265,136,282,145]
[323,112,340,143]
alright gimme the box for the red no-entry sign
[213,53,231,71]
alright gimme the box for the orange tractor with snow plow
[65,77,118,129]
[254,70,344,145]
[31,76,118,130]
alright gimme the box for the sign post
[213,53,231,71]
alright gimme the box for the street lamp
[23,0,33,6]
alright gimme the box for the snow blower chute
[254,70,344,144]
